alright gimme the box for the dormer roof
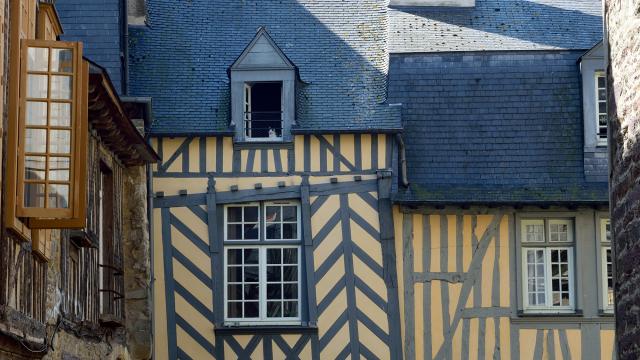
[230,27,295,71]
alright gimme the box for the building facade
[605,0,640,359]
[126,0,615,359]
[0,1,156,359]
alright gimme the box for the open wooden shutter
[15,39,87,228]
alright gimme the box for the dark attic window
[244,82,283,140]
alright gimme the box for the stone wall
[37,164,151,360]
[605,1,640,359]
[121,166,152,360]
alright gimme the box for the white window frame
[222,201,303,326]
[595,71,607,146]
[600,218,613,312]
[263,201,302,241]
[223,202,261,242]
[520,218,576,313]
[522,247,575,312]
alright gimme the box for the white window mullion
[545,248,552,308]
[259,247,266,321]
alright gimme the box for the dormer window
[230,28,295,142]
[244,82,283,140]
[580,41,607,149]
[595,72,607,144]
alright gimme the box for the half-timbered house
[89,0,612,359]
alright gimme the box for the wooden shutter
[15,39,87,227]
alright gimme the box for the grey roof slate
[389,0,603,53]
[56,0,124,94]
[388,50,608,203]
[394,183,609,204]
[128,0,401,135]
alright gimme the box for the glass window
[224,201,302,324]
[243,82,283,140]
[20,43,78,211]
[601,218,613,311]
[521,218,575,312]
[596,72,608,144]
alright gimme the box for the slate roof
[389,0,603,53]
[128,0,401,135]
[56,0,124,94]
[388,50,608,204]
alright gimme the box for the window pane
[598,102,607,113]
[227,249,242,265]
[24,183,45,207]
[243,249,258,264]
[227,224,242,240]
[51,49,73,73]
[283,284,298,300]
[550,249,571,307]
[283,301,298,318]
[49,157,70,181]
[228,302,242,318]
[267,301,282,318]
[47,184,69,208]
[598,76,605,88]
[598,89,606,101]
[243,224,259,240]
[27,47,49,71]
[49,129,71,154]
[26,101,47,126]
[50,102,71,127]
[606,248,613,306]
[525,249,546,306]
[267,266,281,282]
[244,302,259,317]
[283,266,297,281]
[266,206,281,222]
[283,223,297,239]
[283,248,298,264]
[227,207,242,222]
[549,221,570,242]
[267,284,282,300]
[267,248,281,264]
[27,74,48,98]
[227,284,242,300]
[50,75,72,99]
[244,206,259,222]
[244,266,259,282]
[227,266,242,283]
[25,128,47,153]
[525,223,544,242]
[282,206,297,222]
[266,223,281,240]
[244,284,259,300]
[25,156,46,180]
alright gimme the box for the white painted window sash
[522,247,575,313]
[223,245,302,325]
[595,71,608,146]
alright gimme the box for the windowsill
[233,141,293,150]
[215,324,318,335]
[598,310,614,317]
[518,309,583,317]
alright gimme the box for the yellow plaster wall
[393,207,610,360]
[152,134,392,177]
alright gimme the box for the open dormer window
[230,28,295,142]
[244,82,283,140]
